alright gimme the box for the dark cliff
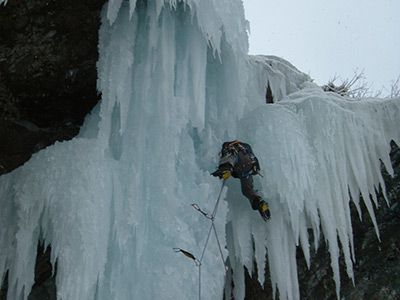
[0,2,399,299]
[0,0,102,175]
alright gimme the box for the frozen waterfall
[1,1,399,300]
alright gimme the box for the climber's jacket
[212,140,260,179]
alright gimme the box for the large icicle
[1,1,400,300]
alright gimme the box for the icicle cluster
[1,1,399,300]
[230,63,400,298]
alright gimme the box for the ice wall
[0,1,247,299]
[1,1,400,300]
[229,65,400,298]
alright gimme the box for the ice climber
[212,140,271,221]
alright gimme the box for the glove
[212,167,232,180]
[221,170,231,180]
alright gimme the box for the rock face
[0,2,399,300]
[0,0,103,175]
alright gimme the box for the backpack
[221,141,260,178]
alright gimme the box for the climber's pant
[240,175,261,210]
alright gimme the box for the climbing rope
[173,179,227,300]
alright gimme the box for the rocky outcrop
[0,0,103,175]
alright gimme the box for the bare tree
[321,70,399,99]
[389,75,400,98]
[323,71,372,98]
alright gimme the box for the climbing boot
[258,201,271,221]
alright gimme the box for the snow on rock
[248,55,317,103]
[0,1,399,300]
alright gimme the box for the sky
[243,0,400,92]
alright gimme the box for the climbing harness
[173,180,227,300]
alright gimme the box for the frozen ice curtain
[0,1,399,299]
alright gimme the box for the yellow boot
[258,201,271,221]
